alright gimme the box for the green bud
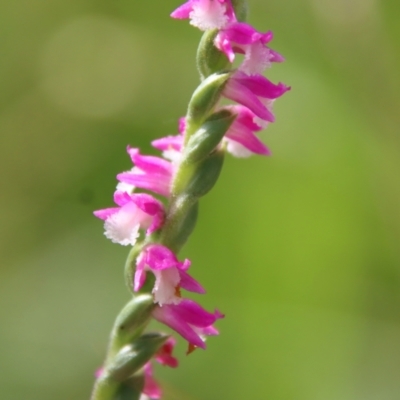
[186,72,231,134]
[106,295,155,363]
[184,110,236,163]
[108,333,169,381]
[197,30,231,80]
[183,149,225,199]
[113,295,155,340]
[231,0,248,21]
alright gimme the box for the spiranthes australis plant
[90,0,289,399]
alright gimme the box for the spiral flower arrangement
[91,1,289,398]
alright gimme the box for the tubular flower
[134,244,205,305]
[93,192,165,246]
[222,105,271,157]
[151,118,185,162]
[171,0,236,31]
[154,337,179,368]
[152,298,224,350]
[140,337,179,399]
[141,363,162,399]
[223,70,290,122]
[117,147,174,197]
[153,107,271,159]
[215,23,284,74]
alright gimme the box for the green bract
[108,333,169,381]
[159,198,199,253]
[185,71,231,137]
[197,29,231,80]
[183,150,225,199]
[184,110,236,163]
[107,295,155,364]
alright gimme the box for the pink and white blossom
[117,147,174,197]
[152,298,224,349]
[223,105,271,157]
[171,0,236,31]
[223,71,290,122]
[115,181,136,195]
[93,192,165,246]
[215,23,284,74]
[151,118,185,163]
[135,244,205,305]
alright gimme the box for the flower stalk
[91,0,289,398]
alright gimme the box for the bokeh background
[1,0,400,399]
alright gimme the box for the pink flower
[117,147,174,197]
[223,105,271,157]
[142,363,161,399]
[93,192,164,246]
[141,337,179,399]
[135,244,205,305]
[215,23,284,74]
[223,71,290,122]
[152,299,224,350]
[152,135,182,150]
[155,337,179,368]
[151,118,185,162]
[171,0,236,31]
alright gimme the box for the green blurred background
[1,0,400,399]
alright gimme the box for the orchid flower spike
[92,1,289,398]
